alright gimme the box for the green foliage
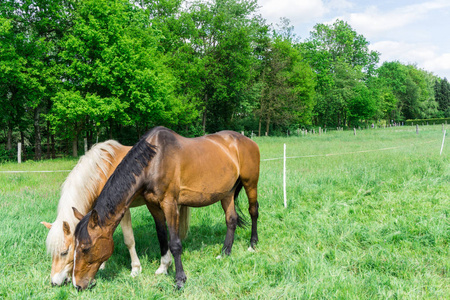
[256,34,316,134]
[405,117,450,125]
[301,20,381,127]
[1,2,450,157]
[435,78,450,117]
[51,0,188,138]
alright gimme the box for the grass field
[0,125,449,299]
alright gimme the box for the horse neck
[54,140,126,231]
[95,179,145,231]
[91,138,156,230]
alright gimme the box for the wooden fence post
[18,143,22,164]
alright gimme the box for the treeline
[1,0,450,160]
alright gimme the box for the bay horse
[72,126,260,290]
[42,140,190,286]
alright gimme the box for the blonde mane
[45,140,122,256]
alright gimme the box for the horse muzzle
[74,279,96,291]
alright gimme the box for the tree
[301,19,379,127]
[378,62,439,120]
[0,0,72,159]
[435,78,450,117]
[50,0,185,155]
[173,0,263,133]
[256,34,316,135]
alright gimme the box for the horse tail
[178,205,191,240]
[234,179,249,228]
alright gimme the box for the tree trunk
[20,131,26,161]
[72,136,78,157]
[266,116,271,136]
[6,126,12,151]
[202,110,207,135]
[258,117,262,137]
[51,134,56,159]
[46,120,51,159]
[202,94,208,134]
[34,107,42,160]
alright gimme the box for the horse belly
[178,188,232,207]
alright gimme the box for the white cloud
[347,0,450,38]
[423,54,450,78]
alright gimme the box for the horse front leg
[161,200,186,289]
[145,203,172,275]
[220,195,238,256]
[120,209,142,277]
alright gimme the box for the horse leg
[244,185,259,249]
[161,200,186,289]
[220,194,238,256]
[120,209,142,277]
[145,203,172,275]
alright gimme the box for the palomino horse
[42,140,190,286]
[72,126,260,290]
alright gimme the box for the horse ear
[41,221,52,230]
[72,207,84,221]
[89,209,99,229]
[62,221,71,236]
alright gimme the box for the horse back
[143,128,259,206]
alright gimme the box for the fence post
[416,124,419,135]
[441,130,446,155]
[84,138,88,153]
[353,128,356,136]
[283,143,287,208]
[18,143,22,164]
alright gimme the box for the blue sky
[257,0,450,79]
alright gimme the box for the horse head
[41,220,75,286]
[72,207,114,291]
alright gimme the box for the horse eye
[60,249,69,256]
[82,247,90,254]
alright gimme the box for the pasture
[0,126,449,299]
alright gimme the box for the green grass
[0,125,449,299]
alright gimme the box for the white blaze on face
[51,264,72,286]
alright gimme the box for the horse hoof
[176,282,184,290]
[130,266,142,277]
[155,267,168,275]
[248,247,255,252]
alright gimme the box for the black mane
[93,130,157,225]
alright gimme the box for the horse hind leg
[243,182,259,250]
[120,209,142,277]
[220,194,239,256]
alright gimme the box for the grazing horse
[42,140,190,286]
[72,126,260,290]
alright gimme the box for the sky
[257,0,450,79]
